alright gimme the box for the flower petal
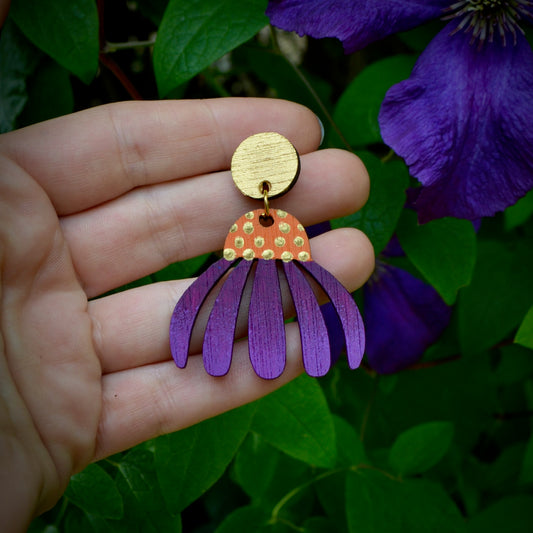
[249,259,286,379]
[364,264,452,374]
[266,0,447,52]
[379,26,533,221]
[300,260,365,369]
[203,260,253,376]
[283,261,331,377]
[170,258,235,368]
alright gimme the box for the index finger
[0,98,323,215]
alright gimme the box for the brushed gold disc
[231,132,300,199]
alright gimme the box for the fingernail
[316,115,325,146]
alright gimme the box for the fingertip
[311,227,375,292]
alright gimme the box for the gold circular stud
[231,132,300,199]
[243,249,255,260]
[224,249,236,260]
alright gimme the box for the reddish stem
[99,53,143,100]
[97,0,143,100]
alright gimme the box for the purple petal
[283,261,331,377]
[379,26,533,221]
[170,258,235,368]
[203,260,253,376]
[382,234,405,258]
[305,220,331,239]
[300,261,365,369]
[249,260,286,379]
[266,0,447,53]
[364,263,452,374]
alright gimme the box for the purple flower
[267,1,533,222]
[364,262,452,374]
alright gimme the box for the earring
[169,132,364,379]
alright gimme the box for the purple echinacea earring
[169,132,364,379]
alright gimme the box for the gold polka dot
[281,251,293,262]
[279,222,290,234]
[243,248,255,260]
[275,236,286,247]
[298,251,310,262]
[297,224,304,231]
[294,236,304,247]
[235,237,244,248]
[245,211,254,220]
[277,209,288,218]
[262,249,275,260]
[224,248,236,260]
[243,222,254,235]
[230,224,238,233]
[254,236,265,247]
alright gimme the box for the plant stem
[99,53,143,100]
[103,38,157,53]
[269,467,345,522]
[97,0,143,100]
[269,26,353,152]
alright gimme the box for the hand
[0,98,373,530]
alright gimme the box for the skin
[0,98,374,532]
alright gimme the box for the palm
[0,99,373,521]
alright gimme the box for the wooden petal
[283,261,331,377]
[169,258,235,368]
[249,259,286,379]
[203,260,253,376]
[299,261,365,369]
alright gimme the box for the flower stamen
[443,0,533,46]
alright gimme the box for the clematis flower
[364,261,452,374]
[267,0,533,222]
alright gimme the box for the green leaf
[251,375,337,468]
[346,471,465,533]
[331,152,408,254]
[315,472,349,533]
[396,210,477,305]
[388,421,454,476]
[333,55,416,147]
[153,0,268,96]
[155,404,255,514]
[505,189,533,230]
[493,344,533,385]
[397,20,443,52]
[18,58,73,127]
[515,306,533,350]
[520,433,533,485]
[10,0,99,84]
[64,507,119,533]
[214,506,268,533]
[459,240,533,356]
[233,433,281,500]
[65,463,123,519]
[152,253,211,282]
[235,44,332,123]
[116,447,182,533]
[333,415,367,467]
[302,517,339,533]
[467,495,533,533]
[0,18,41,133]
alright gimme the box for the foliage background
[2,0,533,531]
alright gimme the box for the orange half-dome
[223,209,311,262]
